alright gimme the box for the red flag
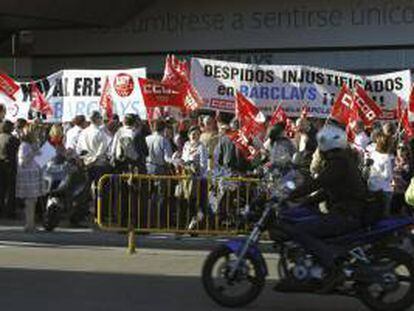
[227,130,260,161]
[139,78,185,109]
[402,108,414,139]
[345,105,361,142]
[235,92,266,139]
[161,55,203,111]
[331,84,354,125]
[269,106,287,126]
[30,82,53,117]
[408,85,414,122]
[354,84,382,126]
[99,77,114,120]
[0,73,19,101]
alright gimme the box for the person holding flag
[351,120,370,152]
[29,82,53,121]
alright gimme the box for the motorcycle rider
[276,123,368,291]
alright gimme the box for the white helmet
[316,125,347,152]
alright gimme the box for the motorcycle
[202,170,414,311]
[42,155,92,231]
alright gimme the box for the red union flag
[331,84,354,125]
[138,78,184,109]
[99,77,114,120]
[402,108,414,139]
[161,55,203,111]
[162,55,186,89]
[30,82,53,117]
[227,130,260,161]
[354,84,382,126]
[236,92,266,139]
[346,106,361,142]
[408,85,414,122]
[269,106,287,126]
[0,73,19,101]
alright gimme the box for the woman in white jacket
[178,126,208,229]
[367,133,394,215]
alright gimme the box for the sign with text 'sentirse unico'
[191,58,411,119]
[2,68,147,122]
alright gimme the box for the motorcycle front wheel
[202,245,265,308]
[358,247,414,311]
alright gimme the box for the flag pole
[395,111,405,145]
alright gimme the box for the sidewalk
[0,219,275,252]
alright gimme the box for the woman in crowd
[48,124,64,147]
[391,143,413,215]
[367,133,394,216]
[178,126,208,229]
[16,124,43,233]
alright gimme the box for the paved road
[0,225,385,311]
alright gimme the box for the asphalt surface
[0,224,393,311]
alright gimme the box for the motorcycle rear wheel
[202,245,265,308]
[358,247,414,311]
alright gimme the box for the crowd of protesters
[0,102,413,232]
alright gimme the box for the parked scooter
[42,154,91,231]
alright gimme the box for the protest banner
[190,58,411,119]
[1,68,147,122]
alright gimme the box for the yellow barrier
[96,174,260,238]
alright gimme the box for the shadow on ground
[0,267,365,311]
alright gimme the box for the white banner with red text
[2,68,147,122]
[190,58,411,119]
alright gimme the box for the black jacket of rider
[289,148,367,218]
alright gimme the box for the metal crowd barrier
[96,173,260,252]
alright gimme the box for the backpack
[116,136,139,163]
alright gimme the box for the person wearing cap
[76,111,110,181]
[0,120,20,218]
